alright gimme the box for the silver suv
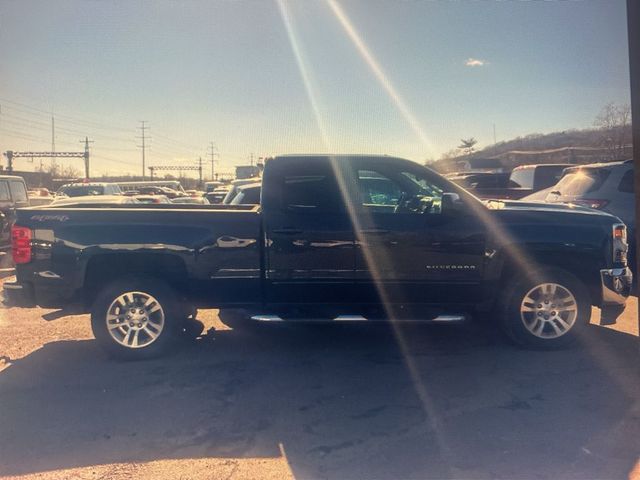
[545,159,634,266]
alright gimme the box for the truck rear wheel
[91,277,181,360]
[500,267,591,349]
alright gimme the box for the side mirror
[441,192,463,214]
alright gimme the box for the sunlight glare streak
[326,0,434,155]
[277,0,332,150]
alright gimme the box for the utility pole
[137,121,149,180]
[80,137,94,179]
[51,115,56,171]
[197,156,203,188]
[208,142,218,180]
[250,153,254,166]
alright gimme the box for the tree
[458,137,478,155]
[594,102,632,160]
[439,148,461,161]
[44,163,81,179]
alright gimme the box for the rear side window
[554,169,610,196]
[59,185,105,197]
[283,175,342,211]
[279,162,344,212]
[509,168,535,188]
[9,181,28,203]
[617,170,634,193]
[242,188,261,204]
[534,167,566,189]
[0,182,9,201]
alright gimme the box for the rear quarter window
[509,168,535,189]
[9,181,28,203]
[617,169,634,193]
[0,182,10,201]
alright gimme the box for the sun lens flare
[326,0,435,155]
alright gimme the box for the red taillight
[11,226,32,264]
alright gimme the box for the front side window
[9,181,28,203]
[355,166,443,214]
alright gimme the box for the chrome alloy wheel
[105,291,165,349]
[520,283,578,339]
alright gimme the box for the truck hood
[485,199,619,220]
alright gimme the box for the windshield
[551,169,610,197]
[57,185,105,197]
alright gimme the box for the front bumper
[599,267,633,325]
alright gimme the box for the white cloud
[465,58,486,67]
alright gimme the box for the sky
[0,0,632,178]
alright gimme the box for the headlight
[612,223,628,264]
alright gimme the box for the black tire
[91,276,183,360]
[499,267,591,349]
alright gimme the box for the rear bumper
[2,281,36,308]
[2,277,78,309]
[599,267,633,325]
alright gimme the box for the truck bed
[13,204,263,308]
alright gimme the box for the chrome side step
[432,315,466,322]
[334,315,367,321]
[250,314,466,323]
[250,315,284,322]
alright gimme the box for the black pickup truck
[3,155,633,358]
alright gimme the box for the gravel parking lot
[0,276,638,480]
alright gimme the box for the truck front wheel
[500,267,591,349]
[91,277,181,360]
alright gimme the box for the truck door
[349,158,486,306]
[263,157,356,305]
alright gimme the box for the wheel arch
[83,252,189,308]
[494,244,600,306]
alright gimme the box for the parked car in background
[0,176,29,265]
[205,187,230,204]
[540,159,635,268]
[57,182,123,198]
[509,163,574,192]
[117,180,185,195]
[134,195,171,204]
[223,177,262,204]
[448,164,573,200]
[49,195,140,207]
[446,172,511,196]
[135,186,185,199]
[171,196,210,205]
[229,182,261,205]
[204,181,224,193]
[0,211,8,268]
[27,188,55,207]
